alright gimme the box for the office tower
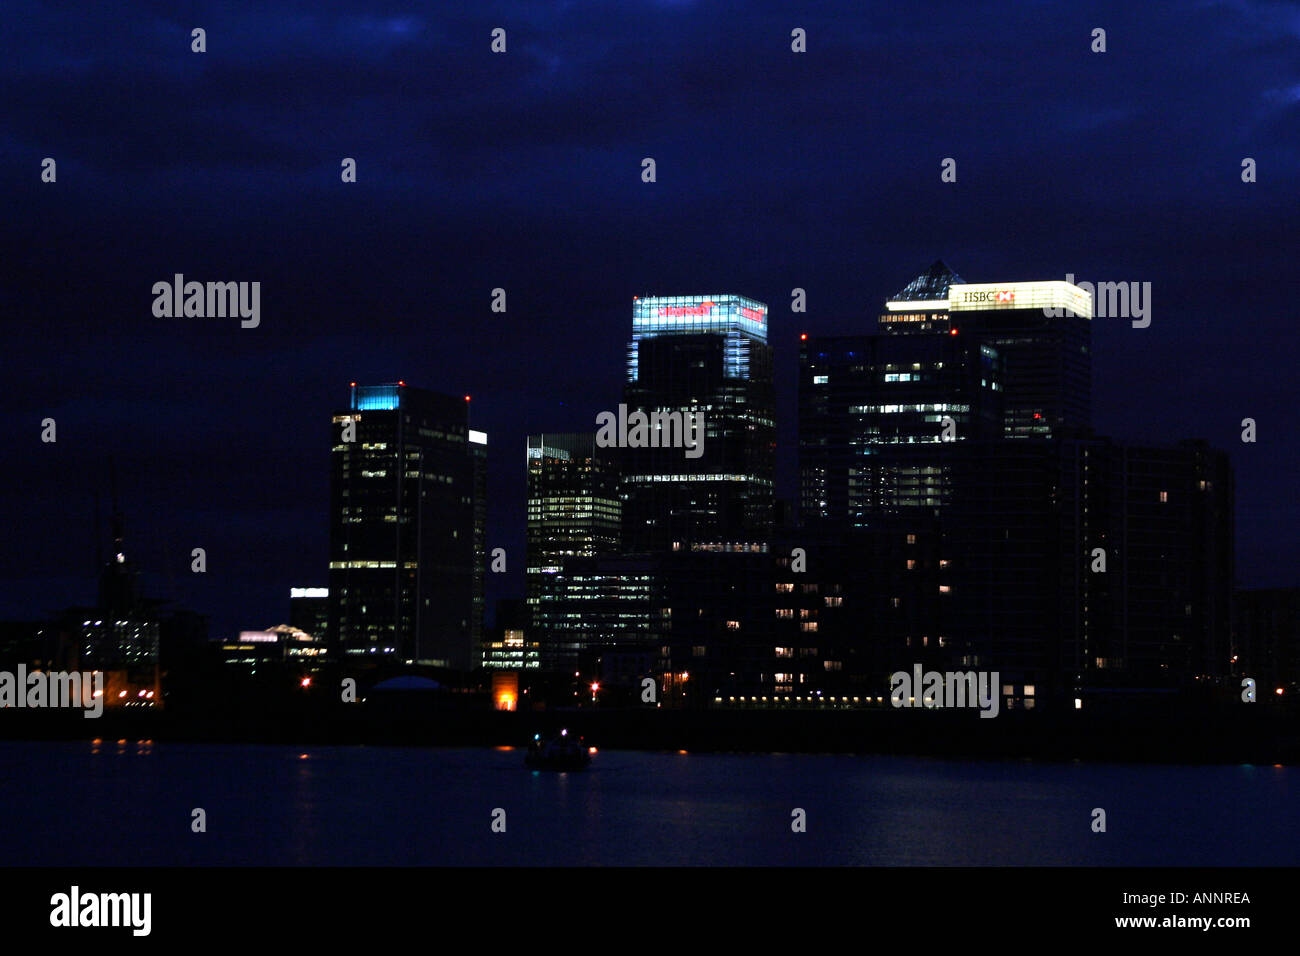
[881,261,1094,438]
[525,433,621,620]
[799,332,1003,523]
[289,587,329,640]
[1055,437,1234,689]
[328,382,486,670]
[620,295,775,552]
[532,554,665,673]
[890,435,1233,707]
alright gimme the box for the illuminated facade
[328,383,486,670]
[800,332,1004,522]
[483,598,540,671]
[532,555,664,671]
[622,295,775,552]
[525,433,621,618]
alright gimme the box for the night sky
[3,0,1297,643]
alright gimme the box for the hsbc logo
[957,290,1015,304]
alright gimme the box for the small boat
[525,729,592,771]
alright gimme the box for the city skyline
[5,260,1284,645]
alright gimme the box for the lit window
[1159,491,1168,503]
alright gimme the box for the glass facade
[629,295,768,382]
[328,383,486,669]
[621,295,775,552]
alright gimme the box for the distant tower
[879,261,1094,438]
[328,383,487,669]
[525,433,621,616]
[620,295,775,553]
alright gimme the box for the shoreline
[1,698,1295,765]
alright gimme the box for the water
[1,741,1295,866]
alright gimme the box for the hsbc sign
[955,289,1016,304]
[948,281,1091,316]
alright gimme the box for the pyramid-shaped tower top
[890,260,965,302]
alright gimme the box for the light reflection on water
[0,742,1294,866]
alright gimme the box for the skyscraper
[525,433,621,619]
[880,261,1094,438]
[328,383,486,670]
[621,295,775,552]
[799,331,1003,523]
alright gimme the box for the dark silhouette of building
[1236,587,1300,694]
[328,382,486,670]
[289,587,329,640]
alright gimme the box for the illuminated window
[1159,491,1168,502]
[906,534,916,545]
[775,647,794,658]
